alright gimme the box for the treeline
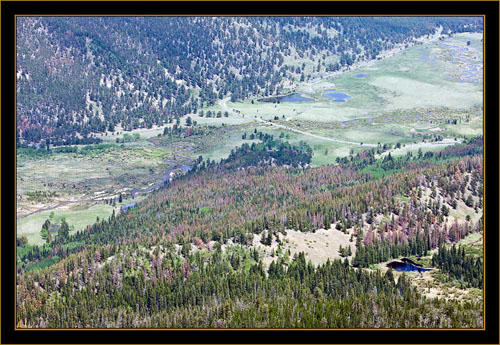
[17,143,115,159]
[192,132,313,172]
[16,144,484,328]
[17,17,482,146]
[16,245,483,328]
[352,236,432,268]
[17,130,103,149]
[336,136,483,174]
[17,152,483,276]
[432,244,483,288]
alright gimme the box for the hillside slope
[16,16,482,146]
[16,138,483,328]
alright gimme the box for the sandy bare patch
[280,226,355,266]
[220,226,357,267]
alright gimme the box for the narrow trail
[18,143,197,220]
[218,28,457,151]
[220,97,459,152]
[17,199,100,220]
[219,97,377,147]
[19,27,452,221]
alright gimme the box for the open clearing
[17,195,146,245]
[212,33,482,160]
[225,33,482,125]
[373,259,482,304]
[279,227,355,266]
[17,143,171,216]
[17,32,483,246]
[239,226,355,267]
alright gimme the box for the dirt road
[219,97,377,147]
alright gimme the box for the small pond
[355,73,369,78]
[323,91,351,102]
[396,263,432,273]
[258,93,314,103]
[387,261,432,273]
[279,93,314,102]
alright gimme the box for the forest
[16,17,482,146]
[192,132,313,170]
[432,244,483,288]
[16,248,482,328]
[16,135,484,327]
[15,16,485,330]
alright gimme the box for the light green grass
[17,143,172,212]
[460,231,483,246]
[228,35,482,126]
[198,133,260,163]
[448,32,483,58]
[443,116,483,137]
[17,204,114,245]
[207,130,259,162]
[17,196,144,245]
[217,35,482,158]
[97,124,171,143]
[193,115,254,126]
[457,231,483,257]
[385,143,450,158]
[245,124,365,166]
[17,34,483,246]
[323,41,482,112]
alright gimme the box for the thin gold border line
[13,14,487,331]
[3,0,497,1]
[482,13,485,327]
[13,14,487,16]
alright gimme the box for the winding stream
[18,153,193,219]
[129,160,191,198]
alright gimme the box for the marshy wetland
[18,32,483,254]
[15,16,485,330]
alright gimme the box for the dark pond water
[323,91,351,102]
[279,93,314,102]
[388,261,431,273]
[395,263,432,272]
[258,93,314,103]
[355,73,368,78]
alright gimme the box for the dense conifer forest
[432,244,483,288]
[15,16,485,329]
[16,136,484,328]
[16,17,482,146]
[17,248,482,328]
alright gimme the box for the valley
[15,17,484,329]
[17,31,483,246]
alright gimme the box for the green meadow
[17,33,483,244]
